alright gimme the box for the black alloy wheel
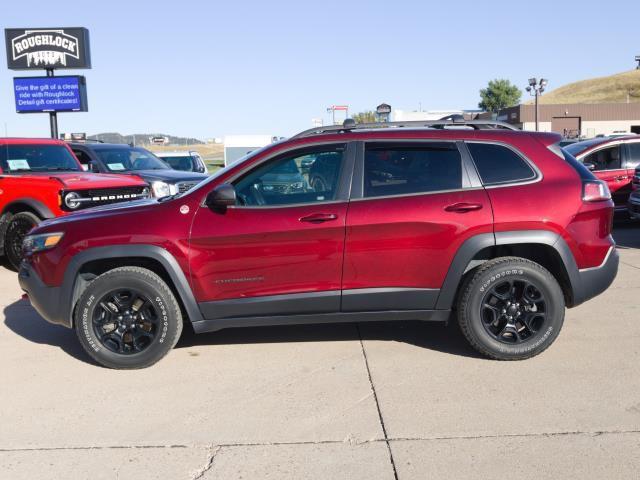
[4,211,40,270]
[93,288,160,354]
[480,278,547,344]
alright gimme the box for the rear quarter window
[467,142,537,186]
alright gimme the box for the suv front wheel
[74,267,183,369]
[457,257,565,360]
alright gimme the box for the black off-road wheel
[457,257,565,360]
[74,267,183,369]
[4,211,40,271]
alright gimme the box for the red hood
[49,172,147,189]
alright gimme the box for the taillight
[582,180,611,202]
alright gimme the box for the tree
[478,79,522,113]
[352,110,377,124]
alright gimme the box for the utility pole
[46,68,59,139]
[526,78,548,132]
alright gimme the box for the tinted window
[93,147,169,172]
[467,143,536,185]
[161,155,195,171]
[626,143,640,168]
[583,145,622,171]
[363,143,462,198]
[0,144,80,173]
[72,149,94,171]
[234,146,344,206]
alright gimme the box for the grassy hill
[534,70,640,104]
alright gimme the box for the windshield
[160,155,195,171]
[564,138,608,157]
[93,147,170,172]
[0,144,80,173]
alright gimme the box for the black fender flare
[1,198,55,220]
[62,245,203,327]
[435,230,582,310]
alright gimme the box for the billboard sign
[5,28,91,70]
[13,76,88,113]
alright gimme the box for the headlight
[64,192,81,209]
[151,181,177,198]
[23,232,64,255]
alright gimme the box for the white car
[154,151,207,173]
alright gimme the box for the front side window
[0,144,80,173]
[467,142,536,185]
[583,145,622,171]
[233,146,345,206]
[93,147,170,172]
[363,143,462,198]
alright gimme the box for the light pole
[526,78,548,132]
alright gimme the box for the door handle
[299,213,338,223]
[615,175,629,181]
[444,202,483,213]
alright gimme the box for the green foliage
[352,111,377,124]
[478,79,522,113]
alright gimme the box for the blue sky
[1,0,639,139]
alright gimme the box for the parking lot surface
[1,227,639,479]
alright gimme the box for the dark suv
[69,142,208,198]
[20,120,618,369]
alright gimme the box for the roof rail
[292,119,519,139]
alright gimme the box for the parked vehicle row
[564,135,640,213]
[0,138,208,269]
[18,120,619,369]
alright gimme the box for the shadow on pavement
[176,319,482,359]
[613,224,640,249]
[4,298,481,363]
[3,299,97,365]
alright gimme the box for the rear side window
[626,143,640,169]
[467,142,536,186]
[363,143,462,198]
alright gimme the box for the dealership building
[492,103,640,138]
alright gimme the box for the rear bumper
[18,261,70,328]
[572,246,619,306]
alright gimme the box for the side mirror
[205,183,236,209]
[584,162,596,171]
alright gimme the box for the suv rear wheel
[457,257,565,360]
[74,267,183,369]
[4,211,40,270]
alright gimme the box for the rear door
[342,141,493,311]
[581,144,629,208]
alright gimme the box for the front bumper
[572,247,619,306]
[19,261,70,328]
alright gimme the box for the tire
[457,257,565,360]
[4,211,40,270]
[74,267,183,369]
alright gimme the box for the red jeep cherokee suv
[19,120,618,369]
[0,138,150,269]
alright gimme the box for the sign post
[4,27,91,138]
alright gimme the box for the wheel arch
[436,230,581,310]
[65,245,203,328]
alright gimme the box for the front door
[581,144,629,208]
[342,141,493,311]
[189,143,352,320]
